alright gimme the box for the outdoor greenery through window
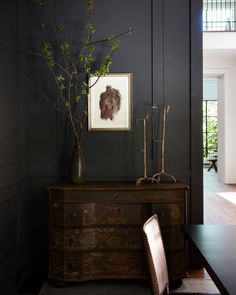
[203,100,218,164]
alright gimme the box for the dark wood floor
[188,268,211,279]
[192,168,236,281]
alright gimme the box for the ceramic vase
[70,142,85,184]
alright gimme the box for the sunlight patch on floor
[217,192,236,205]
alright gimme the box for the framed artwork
[88,73,132,131]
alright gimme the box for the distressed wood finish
[50,251,146,281]
[51,227,143,252]
[49,182,188,284]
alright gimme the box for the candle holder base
[152,171,176,184]
[136,177,157,186]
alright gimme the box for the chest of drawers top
[49,182,188,203]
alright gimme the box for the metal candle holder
[152,105,176,183]
[136,114,156,185]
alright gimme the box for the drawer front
[162,227,185,250]
[51,203,142,226]
[50,185,186,203]
[50,201,64,225]
[51,227,143,252]
[85,203,141,225]
[50,202,184,227]
[49,252,146,281]
[50,203,85,226]
[152,202,184,226]
[166,250,185,281]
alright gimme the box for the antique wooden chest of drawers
[48,182,188,284]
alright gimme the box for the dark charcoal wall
[0,1,20,294]
[0,0,203,292]
[21,0,197,183]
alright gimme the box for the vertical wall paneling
[25,0,57,279]
[55,0,86,180]
[190,0,203,224]
[152,0,164,107]
[0,0,19,293]
[0,0,203,287]
[85,0,153,180]
[163,0,190,182]
[152,0,164,172]
[17,0,32,288]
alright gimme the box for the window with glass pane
[203,100,218,163]
[203,0,236,31]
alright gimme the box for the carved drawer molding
[48,182,188,285]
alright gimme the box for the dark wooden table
[182,224,236,295]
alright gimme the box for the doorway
[203,78,218,170]
[203,0,236,224]
[203,71,236,223]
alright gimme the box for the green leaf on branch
[81,88,87,95]
[59,83,66,91]
[87,22,96,35]
[41,41,55,68]
[89,45,96,52]
[56,75,65,81]
[98,55,112,76]
[90,72,97,77]
[84,65,90,74]
[79,53,85,62]
[83,50,95,73]
[81,82,88,95]
[110,42,119,52]
[46,59,55,68]
[85,54,95,64]
[41,41,54,58]
[60,42,70,55]
[33,0,46,7]
[54,25,64,33]
[75,95,81,102]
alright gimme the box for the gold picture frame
[88,73,133,131]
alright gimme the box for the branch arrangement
[1,0,133,148]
